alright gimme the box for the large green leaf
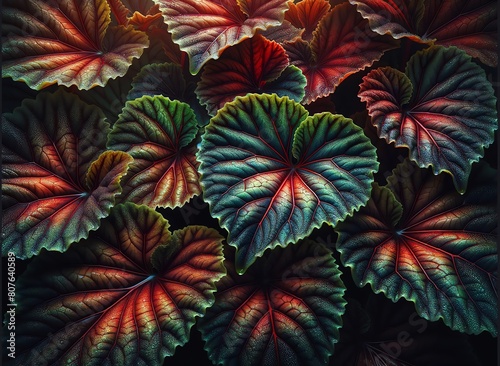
[198,240,346,366]
[2,89,132,258]
[6,203,226,365]
[359,45,497,193]
[335,160,498,335]
[198,93,378,273]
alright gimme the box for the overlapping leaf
[108,95,201,209]
[198,93,378,273]
[154,0,290,74]
[285,0,331,41]
[359,45,497,193]
[2,89,132,259]
[2,0,149,90]
[7,203,226,365]
[350,0,497,66]
[127,62,209,125]
[335,160,498,335]
[283,2,397,104]
[198,240,346,366]
[196,34,306,115]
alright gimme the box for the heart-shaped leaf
[196,34,306,115]
[359,45,497,193]
[2,0,149,90]
[8,202,226,365]
[127,62,210,125]
[283,2,397,104]
[198,93,378,273]
[154,0,290,74]
[198,240,346,366]
[350,0,497,66]
[2,89,132,259]
[108,95,201,209]
[335,159,498,335]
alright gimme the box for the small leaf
[8,203,226,365]
[335,160,498,335]
[154,0,290,74]
[198,93,378,273]
[2,89,132,258]
[196,34,306,115]
[108,95,201,209]
[359,45,497,193]
[2,0,149,90]
[284,2,397,104]
[198,240,346,366]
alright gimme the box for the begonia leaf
[285,0,331,41]
[198,93,378,273]
[284,2,397,104]
[2,89,132,258]
[335,160,498,335]
[7,203,225,365]
[196,34,306,115]
[2,0,149,90]
[358,45,497,193]
[108,95,201,209]
[154,0,290,74]
[198,240,346,366]
[350,0,497,66]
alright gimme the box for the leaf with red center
[350,0,497,66]
[285,0,331,41]
[358,45,497,193]
[108,95,201,209]
[7,202,226,365]
[335,159,498,335]
[153,0,290,74]
[127,62,210,125]
[197,93,378,273]
[198,240,346,366]
[196,34,306,115]
[2,0,149,90]
[283,2,397,104]
[1,89,133,259]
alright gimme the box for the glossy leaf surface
[335,160,498,335]
[198,240,346,366]
[284,2,397,104]
[9,203,226,365]
[359,46,497,193]
[196,34,306,115]
[2,0,149,90]
[2,90,132,259]
[154,0,290,74]
[198,93,378,272]
[350,0,497,66]
[108,95,201,209]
